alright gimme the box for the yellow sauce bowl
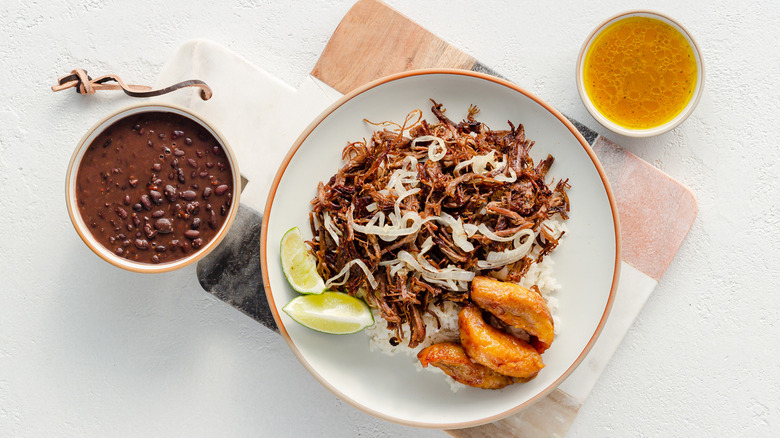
[576,11,705,137]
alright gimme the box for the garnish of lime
[282,291,374,335]
[280,227,326,294]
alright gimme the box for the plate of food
[261,69,620,428]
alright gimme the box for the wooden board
[307,1,698,436]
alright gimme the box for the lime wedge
[282,291,374,334]
[281,227,326,294]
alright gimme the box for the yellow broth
[583,16,698,129]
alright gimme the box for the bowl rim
[65,102,241,274]
[576,10,705,137]
[260,68,622,428]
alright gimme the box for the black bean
[185,137,193,145]
[154,218,173,233]
[123,239,130,246]
[205,161,214,168]
[131,203,142,212]
[184,230,200,239]
[209,210,217,229]
[152,210,165,218]
[144,223,157,239]
[215,185,229,196]
[192,238,203,249]
[171,158,179,168]
[196,149,203,158]
[191,184,199,190]
[149,190,163,204]
[174,149,185,156]
[132,215,141,227]
[152,163,162,172]
[177,168,185,184]
[118,233,126,239]
[175,204,189,219]
[115,247,124,256]
[205,203,212,211]
[181,190,197,201]
[199,171,209,177]
[159,133,165,139]
[163,185,177,201]
[212,146,221,155]
[133,123,141,131]
[148,140,154,147]
[220,204,227,216]
[155,245,167,253]
[186,202,200,215]
[115,207,128,219]
[202,187,212,199]
[187,158,197,168]
[135,239,149,250]
[173,130,184,139]
[140,195,152,210]
[151,255,160,263]
[191,218,201,229]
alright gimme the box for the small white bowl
[66,103,241,273]
[576,10,705,137]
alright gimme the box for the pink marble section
[592,137,697,281]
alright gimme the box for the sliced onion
[463,223,478,237]
[348,206,423,242]
[494,166,517,183]
[476,230,535,270]
[412,135,446,162]
[476,224,532,243]
[397,251,475,282]
[325,259,379,290]
[435,213,474,252]
[322,212,341,246]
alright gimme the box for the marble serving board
[153,1,697,435]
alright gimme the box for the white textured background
[1,0,778,436]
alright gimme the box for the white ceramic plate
[261,69,620,428]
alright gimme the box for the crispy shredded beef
[308,100,569,348]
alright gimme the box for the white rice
[364,218,567,390]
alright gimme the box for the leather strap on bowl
[51,68,212,100]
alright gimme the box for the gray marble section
[471,61,508,80]
[566,117,599,145]
[196,204,278,331]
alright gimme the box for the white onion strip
[322,212,341,246]
[476,229,535,270]
[325,259,379,290]
[412,135,446,161]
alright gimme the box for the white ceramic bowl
[261,69,620,428]
[576,10,705,137]
[66,103,241,273]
